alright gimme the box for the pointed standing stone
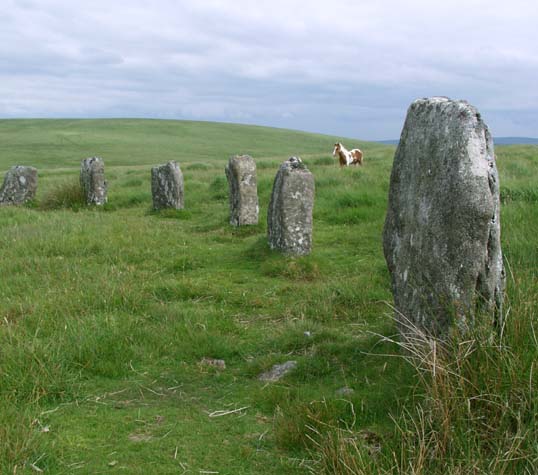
[268,157,315,256]
[383,97,504,338]
[225,155,258,226]
[0,166,38,205]
[151,161,184,210]
[80,157,107,205]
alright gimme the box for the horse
[332,142,363,167]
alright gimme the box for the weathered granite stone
[80,157,107,205]
[258,361,297,382]
[267,157,315,256]
[225,155,258,226]
[0,166,38,205]
[383,97,504,338]
[151,161,184,210]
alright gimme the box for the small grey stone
[0,166,38,205]
[80,157,107,205]
[267,157,315,256]
[200,358,226,369]
[336,387,355,396]
[383,97,504,338]
[225,155,259,226]
[151,161,184,210]
[258,360,297,382]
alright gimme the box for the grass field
[0,119,536,474]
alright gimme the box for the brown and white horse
[332,143,363,167]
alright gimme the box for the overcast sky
[1,0,537,140]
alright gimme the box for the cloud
[0,0,537,139]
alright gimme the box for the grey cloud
[0,0,537,140]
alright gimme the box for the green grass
[0,120,536,474]
[0,118,378,170]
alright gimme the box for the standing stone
[0,166,38,205]
[225,155,258,226]
[383,97,504,338]
[151,161,184,210]
[268,157,315,256]
[80,157,107,205]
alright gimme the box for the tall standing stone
[383,97,504,338]
[0,166,38,205]
[151,161,184,210]
[80,157,107,205]
[225,155,258,226]
[268,157,315,256]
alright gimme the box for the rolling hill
[0,118,382,171]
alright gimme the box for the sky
[1,0,537,140]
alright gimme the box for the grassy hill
[0,119,536,474]
[0,118,383,170]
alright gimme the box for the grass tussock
[39,179,85,210]
[149,207,192,219]
[500,186,538,203]
[261,257,322,281]
[0,398,41,474]
[308,286,538,474]
[209,175,228,200]
[275,398,358,451]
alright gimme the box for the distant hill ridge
[0,118,385,170]
[378,137,538,146]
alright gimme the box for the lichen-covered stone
[0,166,38,205]
[258,361,297,382]
[268,157,315,256]
[151,161,184,210]
[383,97,504,338]
[80,157,107,205]
[225,155,258,226]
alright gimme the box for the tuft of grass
[309,288,538,474]
[149,208,192,219]
[39,179,85,210]
[500,186,538,203]
[275,398,357,451]
[0,398,42,474]
[261,257,322,281]
[306,427,383,475]
[209,175,228,200]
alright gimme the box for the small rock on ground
[200,358,226,369]
[258,360,297,382]
[336,387,355,396]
